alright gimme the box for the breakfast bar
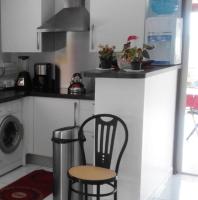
[84,65,180,200]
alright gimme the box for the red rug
[0,170,53,200]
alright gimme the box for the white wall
[141,70,178,199]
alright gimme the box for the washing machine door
[0,115,23,154]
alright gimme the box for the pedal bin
[52,126,79,200]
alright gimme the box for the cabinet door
[1,0,54,52]
[90,0,146,51]
[34,97,78,157]
[79,100,95,164]
[22,97,34,154]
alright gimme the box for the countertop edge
[83,65,181,79]
[29,92,94,100]
[0,94,27,104]
[0,90,95,104]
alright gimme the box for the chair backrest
[186,95,198,109]
[186,95,194,107]
[192,95,198,109]
[78,114,128,173]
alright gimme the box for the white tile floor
[182,109,198,174]
[0,165,198,200]
[151,174,198,200]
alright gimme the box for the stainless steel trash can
[52,126,79,200]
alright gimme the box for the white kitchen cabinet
[79,100,95,164]
[1,0,54,52]
[33,97,79,157]
[90,0,146,52]
[22,97,34,154]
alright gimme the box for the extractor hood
[37,0,89,51]
[37,6,89,32]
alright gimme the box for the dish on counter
[122,68,144,72]
[96,67,113,71]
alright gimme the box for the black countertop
[84,65,181,79]
[0,90,27,103]
[0,89,94,104]
[0,65,180,104]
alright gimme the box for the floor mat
[0,169,53,200]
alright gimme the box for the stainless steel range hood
[37,7,90,32]
[37,0,90,51]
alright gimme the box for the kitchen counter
[84,65,181,79]
[0,89,94,104]
[92,66,179,199]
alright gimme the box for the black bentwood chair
[67,114,128,200]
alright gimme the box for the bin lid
[52,126,77,140]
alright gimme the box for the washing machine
[0,100,24,176]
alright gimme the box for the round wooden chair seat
[68,165,117,182]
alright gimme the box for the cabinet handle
[91,24,95,50]
[74,102,78,126]
[37,32,40,50]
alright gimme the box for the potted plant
[98,45,116,69]
[121,35,154,70]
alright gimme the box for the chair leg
[97,184,100,200]
[85,184,88,200]
[186,124,198,140]
[191,111,198,134]
[68,179,72,200]
[80,183,83,200]
[114,192,117,200]
[114,180,117,200]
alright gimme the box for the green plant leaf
[143,44,155,50]
[142,50,150,59]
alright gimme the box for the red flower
[127,35,138,41]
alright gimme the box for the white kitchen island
[84,66,180,200]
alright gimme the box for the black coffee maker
[33,63,60,93]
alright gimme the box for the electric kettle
[68,73,86,95]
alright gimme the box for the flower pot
[99,57,112,69]
[131,61,141,70]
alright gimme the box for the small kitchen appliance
[33,63,60,93]
[15,56,32,91]
[0,101,24,176]
[68,73,86,95]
